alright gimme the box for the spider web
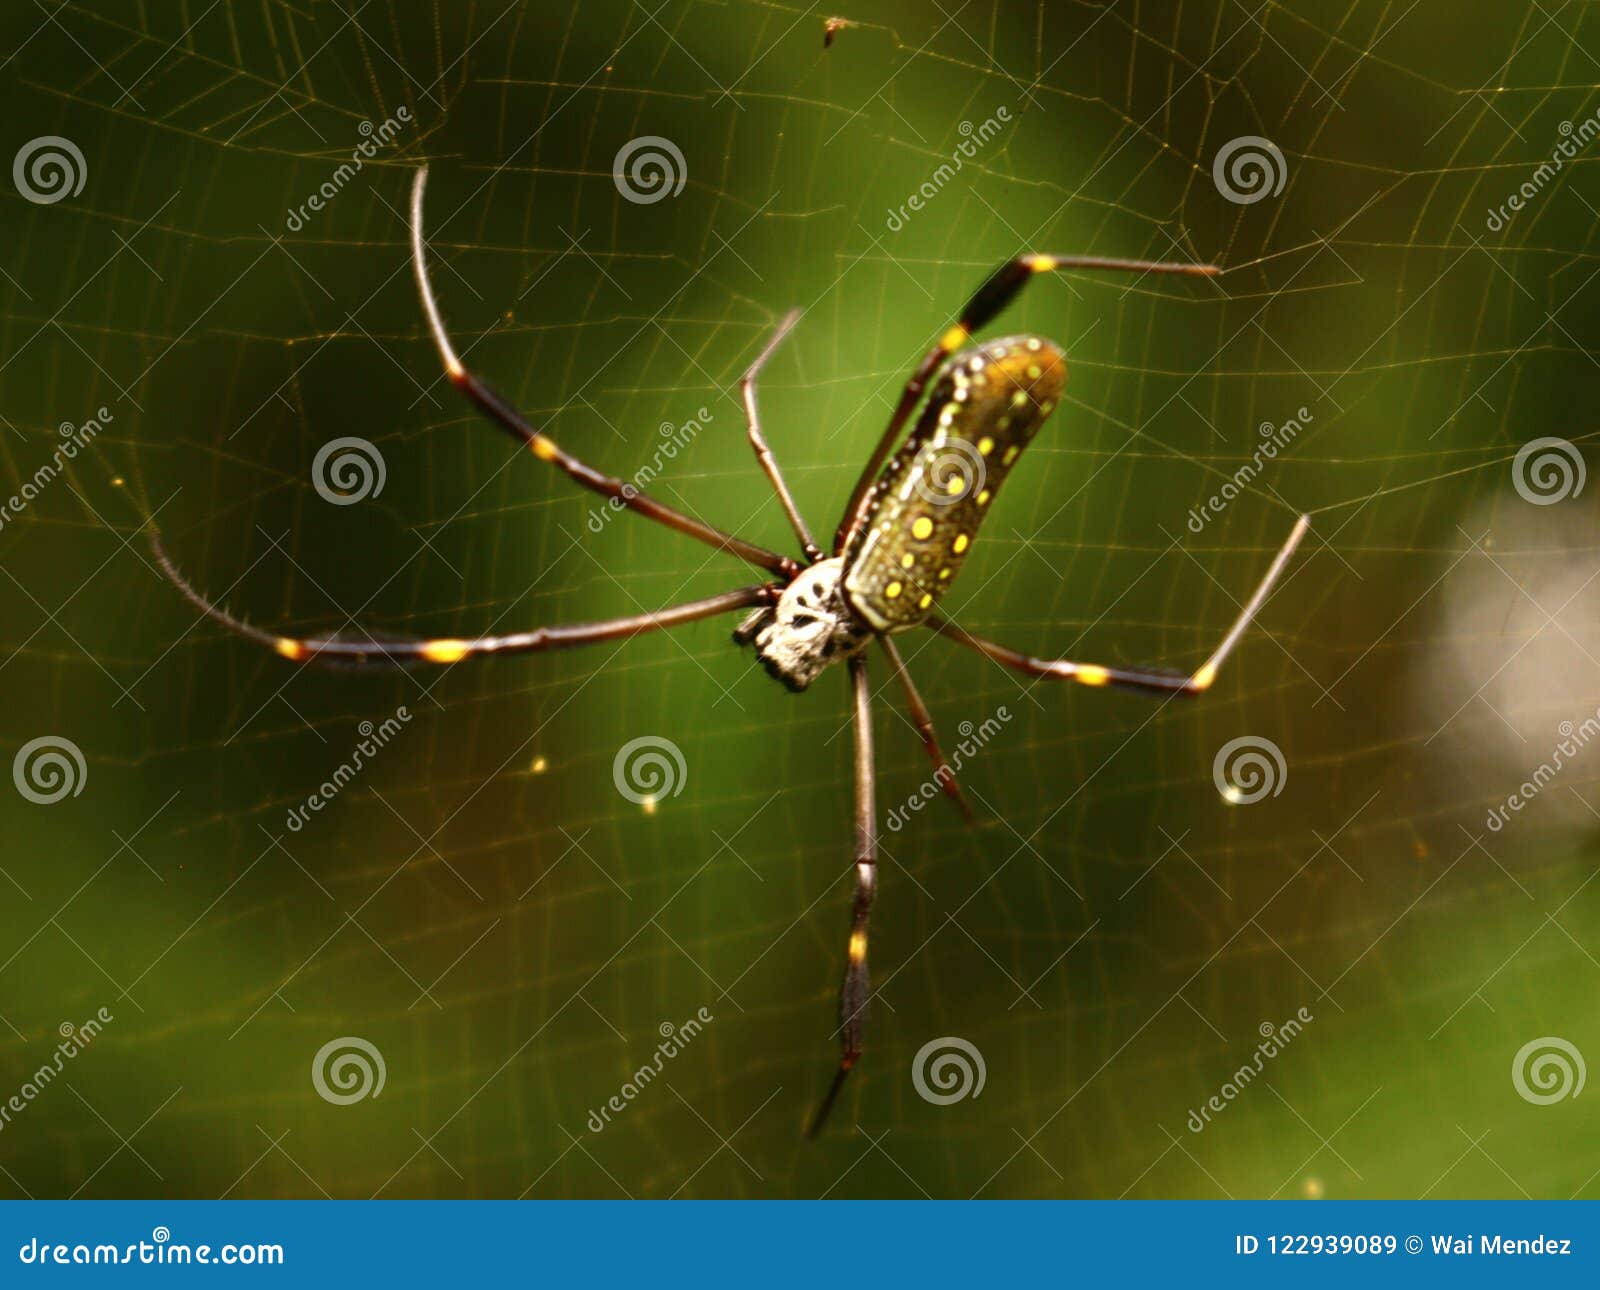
[4,0,1600,1200]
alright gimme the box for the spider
[155,166,1309,1136]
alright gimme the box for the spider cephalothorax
[734,557,872,692]
[154,166,1309,1138]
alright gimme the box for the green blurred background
[3,0,1600,1198]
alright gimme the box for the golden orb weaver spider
[154,167,1309,1136]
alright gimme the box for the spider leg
[878,634,972,822]
[807,652,877,1137]
[926,514,1309,695]
[153,534,775,667]
[833,252,1220,555]
[410,168,799,581]
[741,308,822,563]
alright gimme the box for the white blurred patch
[1422,488,1600,838]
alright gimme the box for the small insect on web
[150,166,1309,1137]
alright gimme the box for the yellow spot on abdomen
[976,490,991,506]
[918,593,933,609]
[884,581,903,599]
[976,436,994,456]
[900,552,915,569]
[421,639,472,664]
[952,534,970,554]
[911,516,934,540]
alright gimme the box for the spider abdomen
[842,335,1066,631]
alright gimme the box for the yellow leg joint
[273,637,305,662]
[940,324,970,353]
[848,931,867,964]
[1075,664,1110,687]
[420,639,472,664]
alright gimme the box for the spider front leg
[741,308,822,562]
[833,251,1220,554]
[410,168,798,581]
[807,651,878,1137]
[928,514,1309,695]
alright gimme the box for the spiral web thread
[3,0,1600,1199]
